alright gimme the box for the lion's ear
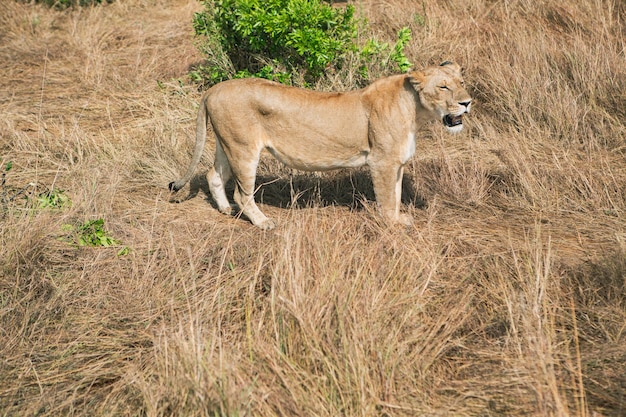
[407,71,425,90]
[440,61,463,74]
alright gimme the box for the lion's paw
[397,213,414,227]
[257,218,276,231]
[218,204,235,215]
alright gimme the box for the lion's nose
[459,100,472,113]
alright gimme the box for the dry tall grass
[1,0,625,416]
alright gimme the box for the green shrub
[192,0,412,87]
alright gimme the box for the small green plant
[62,219,129,255]
[2,160,72,213]
[36,188,71,210]
[2,160,72,211]
[1,160,12,184]
[192,0,412,87]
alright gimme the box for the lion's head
[408,61,472,134]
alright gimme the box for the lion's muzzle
[442,99,471,131]
[443,114,463,128]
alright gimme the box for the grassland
[1,0,625,415]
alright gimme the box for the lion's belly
[266,146,369,171]
[259,106,371,171]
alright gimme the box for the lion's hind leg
[228,150,275,230]
[208,139,233,215]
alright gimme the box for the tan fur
[169,62,472,230]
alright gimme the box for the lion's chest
[401,131,416,164]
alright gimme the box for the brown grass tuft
[1,0,625,415]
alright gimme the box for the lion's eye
[439,85,449,90]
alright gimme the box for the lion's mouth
[443,114,463,128]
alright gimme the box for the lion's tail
[168,93,210,193]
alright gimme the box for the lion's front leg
[370,164,413,226]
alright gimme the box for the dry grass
[1,0,625,415]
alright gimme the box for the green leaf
[63,218,122,249]
[117,246,130,256]
[390,27,412,72]
[37,189,70,210]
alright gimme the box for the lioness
[169,61,472,230]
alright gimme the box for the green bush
[192,0,412,87]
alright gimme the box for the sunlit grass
[0,0,624,415]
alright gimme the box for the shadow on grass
[175,168,426,212]
[567,250,626,416]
